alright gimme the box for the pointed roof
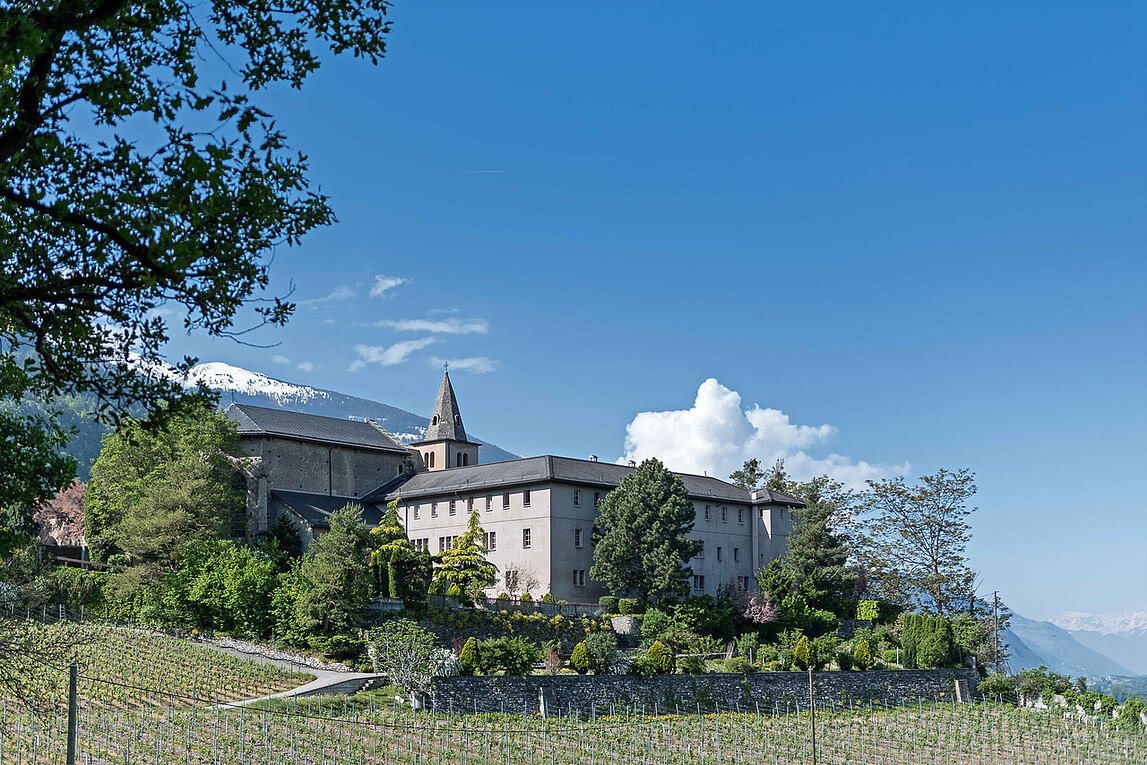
[414,371,475,444]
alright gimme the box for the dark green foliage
[1,0,391,508]
[783,476,856,610]
[725,657,753,674]
[755,560,840,637]
[728,459,765,491]
[85,402,241,566]
[570,641,590,674]
[675,595,735,642]
[459,637,479,675]
[629,656,657,678]
[432,510,497,601]
[897,612,956,669]
[294,504,374,635]
[836,650,853,671]
[641,608,672,644]
[678,654,705,674]
[812,634,840,670]
[474,637,539,676]
[883,648,900,665]
[598,595,619,613]
[262,515,302,568]
[164,539,278,639]
[618,597,642,615]
[590,459,701,601]
[647,640,675,674]
[583,631,620,674]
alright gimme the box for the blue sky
[169,1,1146,621]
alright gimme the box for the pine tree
[782,476,855,610]
[430,509,497,601]
[370,498,431,602]
[590,458,701,601]
[728,459,765,491]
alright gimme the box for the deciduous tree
[590,458,701,601]
[728,458,765,491]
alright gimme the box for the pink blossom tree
[744,592,780,625]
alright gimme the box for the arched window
[429,452,435,468]
[431,415,438,426]
[463,453,469,466]
[456,453,463,467]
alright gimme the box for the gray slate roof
[271,490,384,529]
[382,455,805,507]
[413,371,474,444]
[227,403,409,454]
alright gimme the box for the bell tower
[410,367,480,471]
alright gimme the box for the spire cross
[443,361,449,372]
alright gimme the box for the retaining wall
[430,669,980,715]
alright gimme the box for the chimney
[589,455,598,462]
[627,459,636,467]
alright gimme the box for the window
[429,452,435,468]
[431,415,439,426]
[738,508,744,524]
[463,453,470,466]
[397,465,404,476]
[467,497,474,511]
[413,506,420,520]
[695,540,704,559]
[431,502,438,518]
[716,546,723,562]
[449,500,457,516]
[593,492,600,508]
[484,531,497,551]
[733,547,740,563]
[523,490,531,507]
[503,492,511,510]
[457,453,463,467]
[522,528,532,549]
[704,505,711,521]
[573,490,580,507]
[438,536,445,553]
[574,528,584,548]
[692,575,705,590]
[486,496,492,511]
[573,569,586,587]
[721,506,727,523]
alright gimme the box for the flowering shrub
[744,593,779,625]
[430,648,462,678]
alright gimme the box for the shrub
[570,642,591,674]
[447,583,462,598]
[498,592,509,600]
[853,639,873,670]
[543,643,564,674]
[725,657,754,675]
[647,640,675,674]
[678,654,705,674]
[793,635,813,670]
[857,600,879,621]
[978,674,1015,703]
[778,650,794,671]
[883,648,900,665]
[430,648,462,678]
[836,651,853,671]
[459,637,479,675]
[641,608,672,643]
[599,596,619,614]
[629,656,657,678]
[542,593,555,603]
[476,636,539,675]
[520,592,533,603]
[550,615,567,631]
[812,634,840,671]
[584,631,621,673]
[766,660,784,671]
[618,597,641,615]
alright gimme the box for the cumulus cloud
[370,274,409,298]
[428,356,498,374]
[296,362,314,372]
[300,285,354,306]
[348,337,435,371]
[373,318,488,334]
[621,379,908,490]
[271,354,291,365]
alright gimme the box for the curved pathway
[191,639,386,709]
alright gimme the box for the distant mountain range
[44,361,520,478]
[1049,611,1147,676]
[1005,613,1134,677]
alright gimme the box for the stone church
[228,372,802,602]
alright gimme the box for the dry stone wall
[430,669,981,715]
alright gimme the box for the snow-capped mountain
[1051,612,1147,636]
[1049,611,1147,676]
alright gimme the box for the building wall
[414,441,479,472]
[399,479,794,603]
[241,436,409,499]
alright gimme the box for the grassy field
[1,626,1143,764]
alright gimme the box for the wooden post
[66,664,78,765]
[808,667,816,765]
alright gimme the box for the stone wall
[430,669,981,715]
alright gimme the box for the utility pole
[993,590,1000,676]
[66,663,78,765]
[808,666,817,765]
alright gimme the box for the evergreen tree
[765,459,792,492]
[370,498,432,602]
[590,458,701,601]
[782,476,855,610]
[728,458,765,491]
[295,504,374,635]
[86,402,240,566]
[430,509,497,600]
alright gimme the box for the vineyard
[0,627,1143,764]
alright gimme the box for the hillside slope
[1007,613,1133,677]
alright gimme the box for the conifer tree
[728,458,765,491]
[370,498,432,602]
[590,458,701,601]
[430,509,497,601]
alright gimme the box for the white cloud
[370,274,409,298]
[271,354,291,365]
[350,337,435,370]
[300,285,354,306]
[296,362,314,372]
[373,318,488,334]
[621,378,908,490]
[428,356,498,374]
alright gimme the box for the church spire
[425,370,468,443]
